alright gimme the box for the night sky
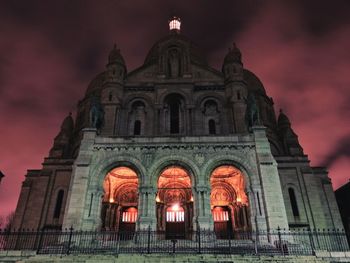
[1,0,350,219]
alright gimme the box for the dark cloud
[322,135,350,167]
[0,0,350,218]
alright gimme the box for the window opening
[53,190,64,219]
[170,101,180,134]
[288,188,300,217]
[166,205,184,222]
[134,120,141,135]
[213,208,229,222]
[209,119,216,134]
[122,207,138,223]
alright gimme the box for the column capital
[196,185,210,193]
[139,186,157,194]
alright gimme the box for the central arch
[156,166,193,239]
[210,165,251,239]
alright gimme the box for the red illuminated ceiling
[210,165,248,207]
[157,166,192,205]
[103,166,138,203]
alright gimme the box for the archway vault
[156,165,194,239]
[101,166,139,232]
[210,165,251,238]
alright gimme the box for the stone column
[195,185,214,230]
[137,186,157,230]
[62,128,96,230]
[82,189,104,230]
[253,126,289,230]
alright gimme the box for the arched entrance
[210,165,250,239]
[156,166,193,239]
[101,166,139,233]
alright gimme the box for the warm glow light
[172,203,180,211]
[156,196,160,202]
[190,196,194,202]
[237,197,242,203]
[109,197,114,203]
[169,17,181,31]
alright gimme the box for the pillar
[196,185,214,230]
[137,186,157,230]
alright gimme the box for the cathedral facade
[12,18,343,239]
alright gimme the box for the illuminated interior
[210,165,250,238]
[101,166,138,231]
[156,166,193,239]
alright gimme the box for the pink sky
[0,1,349,219]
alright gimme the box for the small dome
[278,109,291,127]
[224,43,242,64]
[108,44,125,66]
[61,112,74,132]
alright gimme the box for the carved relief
[164,190,186,203]
[194,153,205,165]
[118,188,138,204]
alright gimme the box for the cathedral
[12,17,343,240]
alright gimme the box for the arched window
[288,188,300,217]
[169,100,180,133]
[54,190,64,219]
[165,94,183,134]
[209,119,216,134]
[134,120,141,135]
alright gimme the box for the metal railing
[0,227,348,256]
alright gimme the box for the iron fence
[0,228,348,256]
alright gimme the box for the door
[119,207,137,239]
[213,206,233,239]
[166,204,185,239]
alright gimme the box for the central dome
[143,32,208,67]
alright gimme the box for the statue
[245,93,260,130]
[168,49,180,78]
[90,96,105,129]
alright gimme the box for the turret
[100,45,126,135]
[277,109,304,156]
[105,44,126,84]
[49,112,74,158]
[222,43,244,83]
[223,43,247,133]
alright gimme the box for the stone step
[10,254,333,263]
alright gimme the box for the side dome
[85,72,107,97]
[243,69,267,96]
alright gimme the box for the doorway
[156,166,193,239]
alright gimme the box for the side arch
[89,154,147,192]
[122,94,154,109]
[201,154,255,189]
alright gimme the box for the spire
[277,109,291,128]
[49,112,74,158]
[277,109,304,156]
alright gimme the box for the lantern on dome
[169,16,181,32]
